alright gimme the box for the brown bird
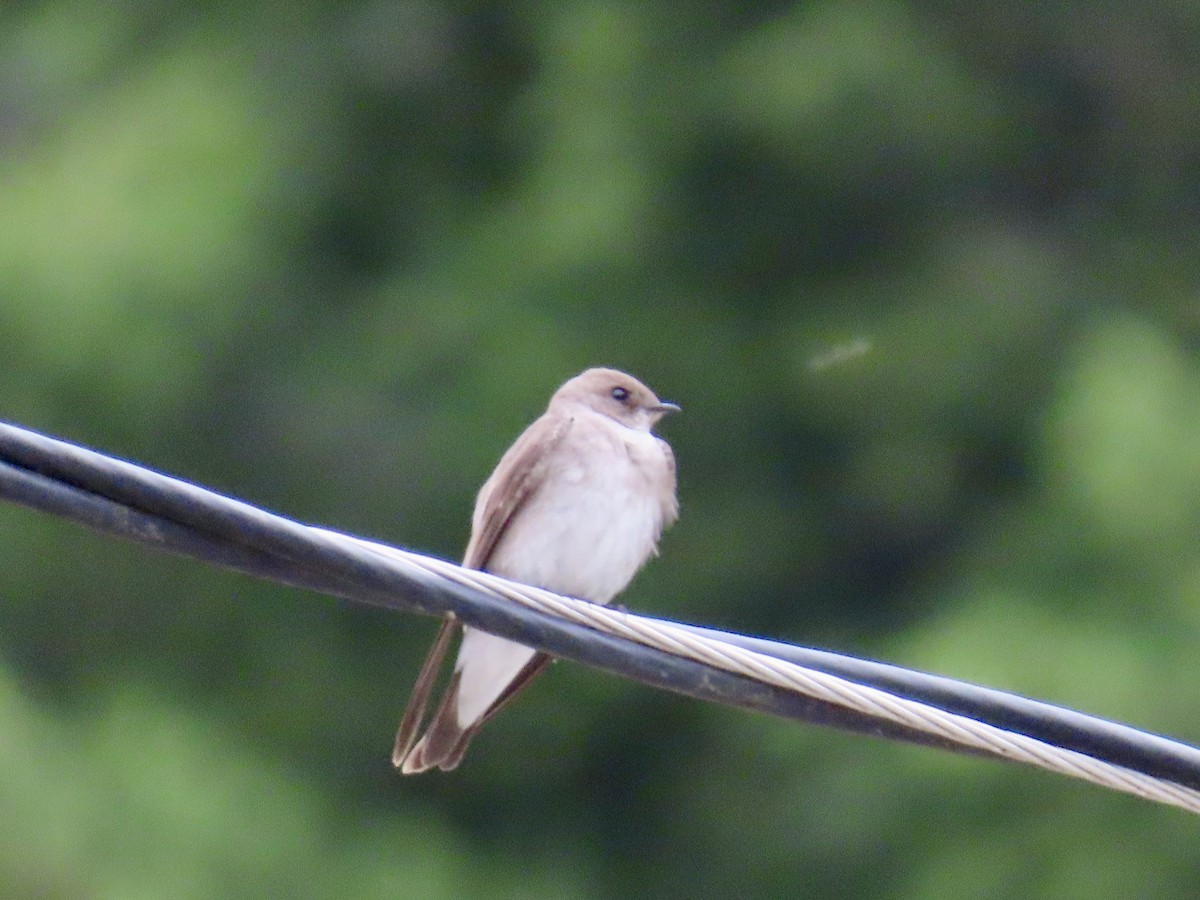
[393,367,679,773]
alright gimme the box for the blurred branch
[2,420,1200,813]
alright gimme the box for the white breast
[488,415,673,603]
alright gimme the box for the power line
[1,420,1199,812]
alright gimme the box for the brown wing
[463,412,574,570]
[659,438,679,528]
[393,412,573,772]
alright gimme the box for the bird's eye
[610,386,630,403]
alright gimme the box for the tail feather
[392,615,457,768]
[399,671,478,773]
[395,624,557,774]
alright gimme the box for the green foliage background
[3,1,1200,896]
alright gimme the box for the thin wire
[2,419,1200,813]
[337,534,1200,814]
[0,442,1001,756]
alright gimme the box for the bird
[393,367,679,773]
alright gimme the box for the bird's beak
[652,401,681,415]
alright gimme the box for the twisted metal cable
[336,532,1200,814]
[2,418,1200,814]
